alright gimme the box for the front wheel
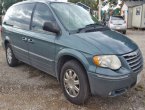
[60,60,90,105]
[6,44,19,67]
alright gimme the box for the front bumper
[88,70,142,97]
[87,49,143,97]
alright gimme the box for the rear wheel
[6,43,19,67]
[60,60,90,105]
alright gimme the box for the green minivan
[1,0,144,105]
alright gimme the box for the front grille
[123,49,143,73]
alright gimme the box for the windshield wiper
[85,23,103,27]
[77,23,106,33]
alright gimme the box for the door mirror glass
[43,21,60,34]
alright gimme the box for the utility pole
[98,0,102,21]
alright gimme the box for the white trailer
[132,4,145,28]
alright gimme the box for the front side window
[4,3,34,30]
[31,3,55,32]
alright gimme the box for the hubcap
[64,69,80,98]
[7,47,12,64]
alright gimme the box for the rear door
[2,3,35,64]
[28,3,56,76]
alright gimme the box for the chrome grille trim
[123,49,143,73]
[130,59,142,68]
[132,64,143,71]
[128,55,142,65]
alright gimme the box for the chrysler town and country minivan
[1,0,144,105]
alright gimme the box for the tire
[6,43,19,67]
[60,60,90,105]
[123,31,126,34]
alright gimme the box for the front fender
[1,25,12,49]
[55,48,90,79]
[3,36,11,48]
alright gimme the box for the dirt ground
[0,30,145,110]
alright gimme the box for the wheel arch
[4,36,11,48]
[55,49,90,82]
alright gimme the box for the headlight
[93,55,121,70]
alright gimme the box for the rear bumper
[110,25,127,31]
[87,71,141,97]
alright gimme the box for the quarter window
[31,3,55,32]
[4,4,34,30]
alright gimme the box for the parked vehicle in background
[1,1,144,105]
[108,16,127,34]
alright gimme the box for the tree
[68,0,99,10]
[0,2,2,15]
[0,0,23,25]
[1,0,23,15]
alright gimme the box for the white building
[121,0,144,28]
[132,4,145,28]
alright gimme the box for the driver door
[28,3,56,76]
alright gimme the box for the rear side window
[31,3,55,32]
[4,3,34,30]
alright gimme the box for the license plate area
[116,26,121,29]
[136,73,142,85]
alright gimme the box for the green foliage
[0,7,2,15]
[108,0,118,4]
[0,0,23,25]
[0,0,23,15]
[68,0,99,10]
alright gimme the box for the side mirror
[43,21,60,34]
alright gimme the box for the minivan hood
[74,30,138,55]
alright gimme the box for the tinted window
[4,4,34,30]
[111,16,124,20]
[31,3,55,32]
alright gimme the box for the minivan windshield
[51,3,99,32]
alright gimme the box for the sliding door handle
[22,37,27,41]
